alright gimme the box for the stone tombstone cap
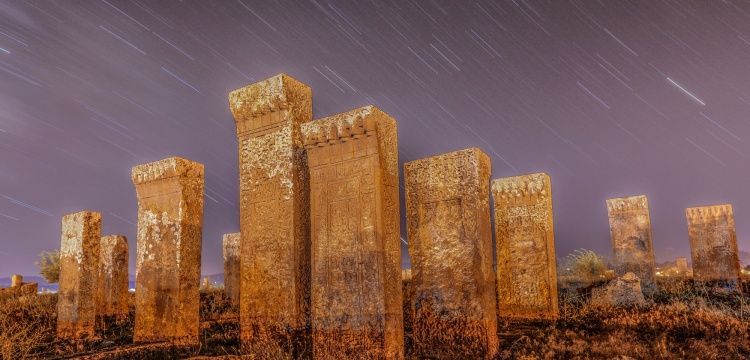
[131,156,204,185]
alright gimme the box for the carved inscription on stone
[229,74,312,356]
[58,210,101,340]
[493,173,558,320]
[97,235,129,319]
[222,232,240,305]
[132,157,204,345]
[302,106,403,359]
[607,195,656,292]
[404,148,497,359]
[686,204,740,282]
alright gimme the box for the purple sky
[1,1,749,276]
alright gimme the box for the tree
[36,249,60,284]
[565,249,607,283]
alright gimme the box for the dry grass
[1,281,748,359]
[496,278,750,360]
[0,294,56,359]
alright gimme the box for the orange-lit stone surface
[676,256,689,275]
[57,210,101,340]
[493,173,558,320]
[606,195,656,291]
[686,204,740,282]
[132,157,204,345]
[228,74,312,356]
[404,148,497,359]
[222,232,240,305]
[302,106,403,359]
[11,274,23,288]
[97,235,129,319]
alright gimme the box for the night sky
[2,0,749,276]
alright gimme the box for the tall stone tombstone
[97,235,129,320]
[675,256,689,275]
[302,106,403,359]
[686,204,740,282]
[222,232,240,305]
[132,157,204,345]
[606,195,656,292]
[58,211,101,339]
[228,74,312,356]
[493,173,558,320]
[404,148,497,359]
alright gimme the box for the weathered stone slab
[58,210,101,340]
[493,173,558,320]
[222,232,240,305]
[404,148,497,359]
[590,272,645,307]
[606,195,656,292]
[675,256,689,276]
[132,157,204,345]
[228,74,312,356]
[686,204,740,282]
[11,274,23,287]
[97,235,129,319]
[302,106,403,359]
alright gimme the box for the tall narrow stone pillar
[404,148,497,359]
[493,173,558,320]
[57,211,101,340]
[302,106,403,359]
[228,74,312,356]
[222,232,240,305]
[97,235,129,320]
[132,157,204,345]
[606,195,657,292]
[686,204,740,282]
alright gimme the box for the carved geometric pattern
[606,195,657,292]
[405,148,498,359]
[132,156,204,345]
[686,204,741,282]
[302,105,403,360]
[493,172,558,320]
[229,74,313,356]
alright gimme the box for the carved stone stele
[493,173,558,320]
[675,256,689,275]
[228,74,312,356]
[405,148,498,359]
[302,106,403,359]
[606,195,656,292]
[97,235,129,319]
[132,157,204,345]
[222,232,240,305]
[686,204,740,282]
[58,210,101,340]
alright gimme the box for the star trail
[1,1,749,276]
